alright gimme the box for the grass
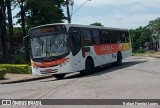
[133,50,160,58]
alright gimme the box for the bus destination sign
[29,25,66,36]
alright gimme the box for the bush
[10,54,29,64]
[28,66,32,74]
[133,49,145,54]
[0,64,32,74]
[0,68,7,80]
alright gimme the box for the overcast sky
[12,0,160,29]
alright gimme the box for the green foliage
[13,27,23,37]
[25,0,65,28]
[130,26,152,51]
[133,49,145,54]
[28,66,32,74]
[0,64,31,74]
[130,17,160,52]
[90,22,103,26]
[10,54,29,64]
[147,17,160,39]
[0,68,7,80]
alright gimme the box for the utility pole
[66,0,71,23]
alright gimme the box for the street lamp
[66,0,92,23]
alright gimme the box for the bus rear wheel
[54,74,66,79]
[116,53,122,66]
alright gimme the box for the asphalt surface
[0,56,160,108]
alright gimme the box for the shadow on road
[41,60,147,82]
[2,60,147,84]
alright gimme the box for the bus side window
[69,27,81,56]
[115,31,122,43]
[125,31,130,42]
[121,31,130,43]
[101,30,110,44]
[109,30,116,44]
[121,31,126,43]
[92,29,101,45]
[82,29,92,46]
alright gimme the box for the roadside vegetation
[0,64,31,80]
[0,64,31,74]
[130,18,160,52]
[0,68,7,80]
[133,50,160,58]
[130,18,160,58]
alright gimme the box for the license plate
[45,69,52,73]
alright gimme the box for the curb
[148,55,160,58]
[133,55,160,59]
[0,75,52,84]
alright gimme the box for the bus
[27,23,132,79]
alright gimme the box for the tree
[13,0,27,37]
[6,0,14,53]
[13,27,23,36]
[147,17,160,41]
[0,0,9,63]
[90,22,103,26]
[130,27,152,51]
[25,0,65,28]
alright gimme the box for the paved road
[0,56,160,108]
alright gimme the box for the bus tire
[80,58,94,75]
[54,74,66,79]
[115,53,122,66]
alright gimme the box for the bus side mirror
[23,35,30,51]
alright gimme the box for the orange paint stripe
[94,44,124,55]
[34,58,69,67]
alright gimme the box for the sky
[12,0,160,29]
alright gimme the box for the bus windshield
[29,25,69,59]
[31,33,69,59]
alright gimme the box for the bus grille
[40,69,58,74]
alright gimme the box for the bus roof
[29,23,128,31]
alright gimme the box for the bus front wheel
[80,59,94,75]
[54,74,66,79]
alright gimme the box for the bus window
[82,29,92,46]
[121,31,126,43]
[125,32,130,42]
[109,30,116,44]
[69,27,81,56]
[115,31,122,43]
[92,29,101,45]
[121,31,130,43]
[101,30,110,44]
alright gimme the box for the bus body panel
[31,53,74,75]
[71,50,86,72]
